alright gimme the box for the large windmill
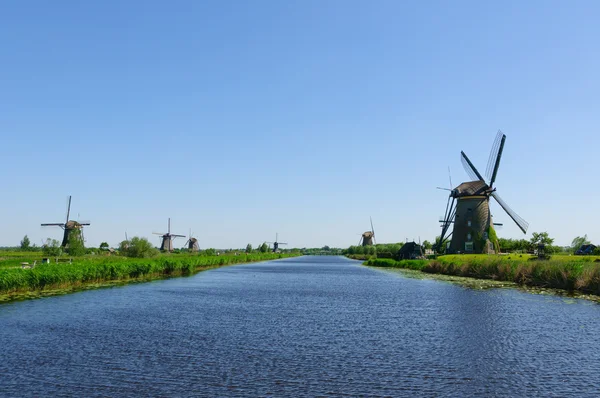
[184,230,199,252]
[41,196,90,248]
[359,217,376,246]
[437,131,529,254]
[153,218,185,252]
[267,233,287,252]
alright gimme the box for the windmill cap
[452,180,489,197]
[65,220,83,228]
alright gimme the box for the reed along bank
[364,254,600,296]
[0,252,301,302]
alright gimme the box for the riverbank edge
[355,256,600,297]
[0,253,301,304]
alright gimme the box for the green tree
[120,236,158,258]
[259,242,269,253]
[203,248,216,256]
[99,242,109,251]
[530,232,554,247]
[434,236,447,252]
[42,238,62,257]
[571,235,590,251]
[422,240,432,250]
[245,243,252,253]
[20,235,31,251]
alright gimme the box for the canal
[1,255,599,396]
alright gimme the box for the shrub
[120,237,159,258]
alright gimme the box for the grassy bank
[0,252,300,303]
[365,254,600,296]
[346,254,375,261]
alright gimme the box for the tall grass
[0,253,299,295]
[365,255,600,295]
[365,258,429,271]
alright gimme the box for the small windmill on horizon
[41,196,90,248]
[359,217,375,246]
[184,229,199,252]
[267,233,287,252]
[153,218,185,252]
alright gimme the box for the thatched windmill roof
[452,180,489,197]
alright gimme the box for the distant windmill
[41,196,90,248]
[359,217,376,246]
[184,230,199,252]
[153,218,185,252]
[437,131,528,254]
[267,233,287,252]
[121,232,130,250]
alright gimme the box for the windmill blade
[41,223,65,227]
[436,187,452,191]
[437,197,456,251]
[485,131,504,182]
[461,151,485,182]
[171,234,186,238]
[448,166,453,188]
[65,195,72,223]
[488,132,506,188]
[78,220,91,226]
[491,191,529,234]
[279,242,288,245]
[152,232,166,235]
[370,216,374,235]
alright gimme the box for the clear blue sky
[1,0,598,248]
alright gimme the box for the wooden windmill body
[41,196,90,248]
[185,231,200,252]
[438,132,529,254]
[359,217,376,246]
[153,218,185,252]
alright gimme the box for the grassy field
[365,254,600,296]
[0,252,301,303]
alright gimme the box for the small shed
[397,242,424,260]
[576,244,597,255]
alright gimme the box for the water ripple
[1,256,600,396]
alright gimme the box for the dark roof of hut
[398,241,421,254]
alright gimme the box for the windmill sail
[491,191,529,234]
[485,131,504,182]
[460,151,485,182]
[488,132,506,188]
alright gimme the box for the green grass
[0,252,301,302]
[365,258,429,271]
[365,254,600,295]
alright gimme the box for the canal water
[1,256,599,397]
